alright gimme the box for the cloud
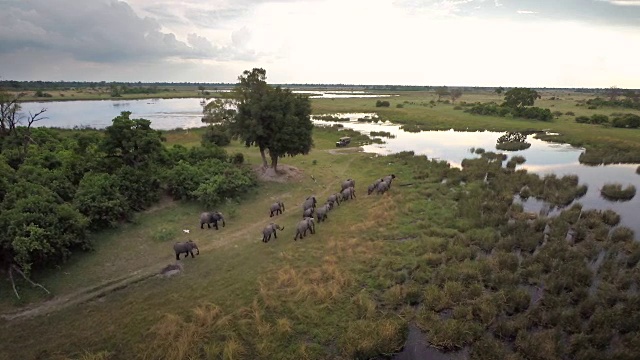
[0,0,256,63]
[517,10,538,14]
[600,0,640,5]
[393,0,640,26]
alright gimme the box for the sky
[1,0,640,87]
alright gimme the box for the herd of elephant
[172,174,396,260]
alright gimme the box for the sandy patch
[253,164,305,183]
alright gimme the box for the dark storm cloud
[0,0,253,63]
[396,0,640,26]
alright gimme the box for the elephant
[173,240,199,260]
[341,178,356,191]
[262,223,284,243]
[303,207,315,219]
[270,201,285,217]
[303,196,317,211]
[327,193,341,207]
[294,217,315,241]
[376,181,390,194]
[383,174,396,187]
[315,204,331,223]
[200,211,225,230]
[341,186,356,201]
[368,179,384,195]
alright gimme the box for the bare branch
[10,264,51,296]
[27,108,48,130]
[9,266,21,300]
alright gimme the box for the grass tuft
[600,183,636,201]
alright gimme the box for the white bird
[183,229,190,234]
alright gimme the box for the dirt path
[1,157,357,322]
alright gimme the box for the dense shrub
[590,114,609,124]
[375,100,390,107]
[202,124,230,146]
[586,97,640,110]
[73,173,129,229]
[565,111,575,116]
[575,116,590,124]
[465,102,552,121]
[611,113,640,128]
[0,181,89,273]
[512,106,553,121]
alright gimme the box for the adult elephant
[262,223,284,243]
[315,203,331,223]
[294,217,315,241]
[341,186,356,201]
[270,201,285,217]
[376,181,390,194]
[200,211,225,230]
[302,196,317,211]
[383,174,396,187]
[341,178,356,191]
[173,240,199,260]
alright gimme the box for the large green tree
[502,88,541,109]
[224,68,313,170]
[263,87,313,170]
[101,111,165,169]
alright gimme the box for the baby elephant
[294,217,315,241]
[303,207,314,219]
[270,201,285,217]
[173,240,199,260]
[368,179,384,195]
[327,193,341,207]
[262,223,284,243]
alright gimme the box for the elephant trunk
[222,218,226,227]
[282,204,285,212]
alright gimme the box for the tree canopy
[502,88,541,109]
[222,68,314,170]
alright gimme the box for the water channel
[17,99,640,237]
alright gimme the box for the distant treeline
[1,80,637,93]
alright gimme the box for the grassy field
[1,90,640,359]
[9,87,225,102]
[312,90,640,154]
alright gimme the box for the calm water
[314,113,640,237]
[19,92,396,130]
[17,100,640,236]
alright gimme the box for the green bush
[231,152,244,164]
[565,111,575,116]
[575,116,590,124]
[611,113,640,128]
[202,125,230,146]
[74,173,129,229]
[590,114,609,124]
[375,100,390,107]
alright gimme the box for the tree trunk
[259,146,268,168]
[271,155,278,172]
